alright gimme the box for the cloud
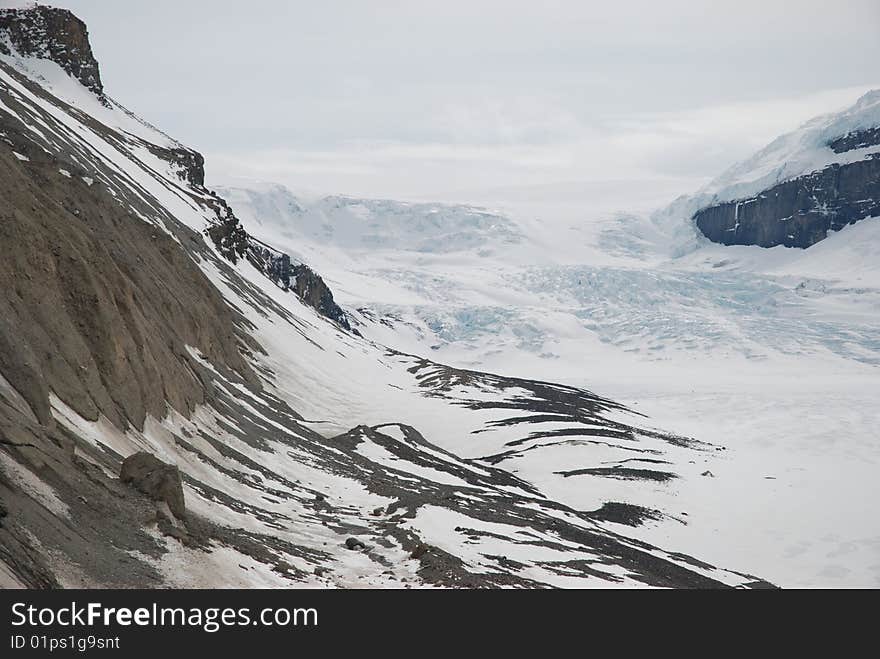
[205,83,878,205]
[54,0,880,205]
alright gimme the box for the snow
[704,90,880,199]
[215,149,880,587]
[0,3,37,11]
[653,89,880,250]
[217,184,522,254]
[0,51,177,147]
[354,432,473,489]
[2,27,878,587]
[0,58,220,245]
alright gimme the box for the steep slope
[0,3,102,95]
[680,90,880,248]
[0,4,774,588]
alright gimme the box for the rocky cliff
[689,90,880,249]
[694,155,880,248]
[205,200,352,330]
[0,4,102,95]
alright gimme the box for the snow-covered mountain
[219,122,880,586]
[220,183,522,254]
[661,90,880,249]
[0,4,783,589]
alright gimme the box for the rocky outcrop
[96,82,353,330]
[289,264,351,330]
[206,212,249,264]
[828,126,880,154]
[120,453,186,519]
[142,140,206,187]
[248,239,352,330]
[0,5,103,96]
[207,213,353,331]
[694,155,880,249]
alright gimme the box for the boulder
[120,453,186,519]
[345,537,366,551]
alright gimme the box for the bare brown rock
[0,128,258,431]
[120,453,186,519]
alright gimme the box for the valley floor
[222,185,880,587]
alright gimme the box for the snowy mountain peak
[701,88,880,203]
[0,3,102,95]
[657,89,880,250]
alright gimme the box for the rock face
[689,90,880,250]
[0,123,258,430]
[206,210,249,264]
[208,219,352,330]
[120,453,186,519]
[829,126,880,154]
[143,141,206,188]
[0,5,103,95]
[289,264,351,330]
[694,156,880,249]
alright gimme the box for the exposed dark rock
[138,138,349,331]
[246,242,292,290]
[828,126,880,154]
[345,537,366,551]
[156,517,191,545]
[167,148,205,187]
[120,453,186,519]
[246,239,351,329]
[555,466,678,482]
[410,542,430,559]
[268,253,292,289]
[204,201,353,330]
[207,215,249,264]
[141,141,206,187]
[0,5,103,96]
[290,264,351,330]
[588,502,663,527]
[694,156,880,248]
[0,10,779,589]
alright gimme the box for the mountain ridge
[0,4,776,588]
[685,89,880,248]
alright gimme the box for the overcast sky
[43,1,880,204]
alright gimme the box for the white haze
[39,0,880,203]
